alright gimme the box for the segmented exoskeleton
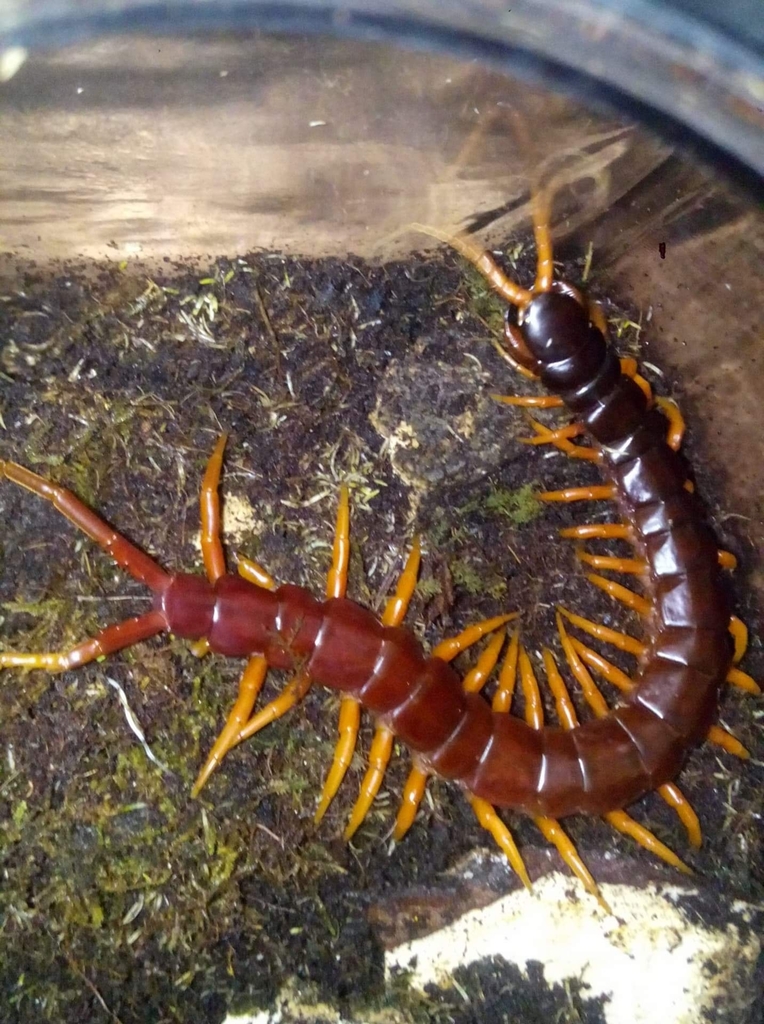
[0,190,758,910]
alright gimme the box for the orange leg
[200,434,228,583]
[432,612,518,662]
[334,538,422,834]
[718,550,737,571]
[570,637,751,759]
[556,613,700,850]
[655,397,685,452]
[538,484,616,503]
[518,645,608,910]
[557,606,646,657]
[559,523,632,541]
[543,645,691,874]
[192,655,268,796]
[584,572,652,616]
[492,393,563,409]
[237,556,277,591]
[520,419,600,462]
[394,628,511,844]
[575,549,648,575]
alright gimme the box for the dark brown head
[522,291,591,364]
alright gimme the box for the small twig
[253,280,282,379]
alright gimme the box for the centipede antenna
[0,610,168,674]
[409,223,533,309]
[531,187,554,294]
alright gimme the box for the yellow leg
[534,815,611,913]
[234,668,312,745]
[585,572,652,616]
[726,667,761,695]
[432,612,518,662]
[558,613,701,849]
[192,655,268,796]
[523,422,584,444]
[462,629,507,693]
[655,397,685,451]
[492,393,564,409]
[315,485,356,821]
[575,549,648,575]
[519,644,607,909]
[314,698,361,824]
[200,434,228,583]
[393,766,429,840]
[518,646,544,729]
[729,616,748,664]
[469,795,532,891]
[705,725,750,759]
[319,535,421,826]
[382,538,422,626]
[718,550,737,571]
[544,643,691,873]
[558,606,646,657]
[492,630,520,713]
[568,637,634,693]
[393,624,509,841]
[538,485,616,502]
[521,419,600,462]
[560,523,631,541]
[657,782,701,849]
[604,811,691,874]
[237,555,277,591]
[343,726,394,840]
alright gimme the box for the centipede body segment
[0,184,759,907]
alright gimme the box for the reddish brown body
[150,289,733,819]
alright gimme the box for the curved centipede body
[0,191,759,908]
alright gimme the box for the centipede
[0,188,759,911]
